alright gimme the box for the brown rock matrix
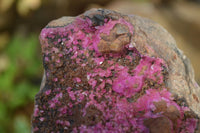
[32,9,200,133]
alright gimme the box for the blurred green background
[0,0,199,132]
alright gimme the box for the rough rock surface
[32,9,200,132]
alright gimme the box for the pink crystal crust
[32,14,198,133]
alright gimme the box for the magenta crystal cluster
[32,10,198,133]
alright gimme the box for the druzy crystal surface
[32,9,199,133]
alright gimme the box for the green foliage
[14,116,30,133]
[0,33,42,132]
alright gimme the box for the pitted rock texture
[32,9,200,133]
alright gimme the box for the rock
[32,8,200,132]
[105,0,200,85]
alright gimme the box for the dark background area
[0,0,199,132]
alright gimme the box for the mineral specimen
[32,9,200,132]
